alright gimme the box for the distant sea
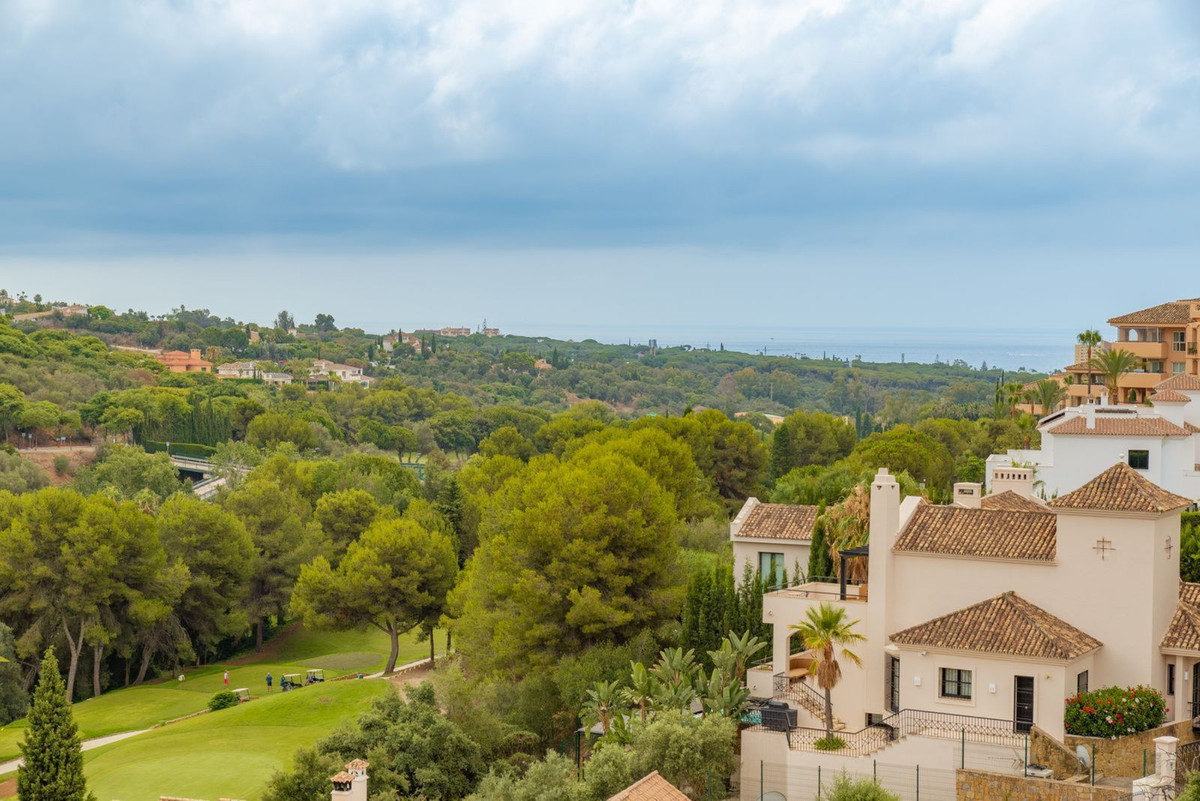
[495,325,1076,374]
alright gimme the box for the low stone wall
[1065,719,1196,779]
[956,769,1127,801]
[1030,725,1084,779]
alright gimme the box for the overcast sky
[1,0,1198,332]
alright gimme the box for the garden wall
[956,769,1127,801]
[1063,719,1195,779]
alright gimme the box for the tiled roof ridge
[1108,301,1191,325]
[890,591,1100,660]
[1048,462,1192,513]
[1156,373,1200,392]
[1002,592,1076,661]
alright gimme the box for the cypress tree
[807,502,832,580]
[18,649,94,801]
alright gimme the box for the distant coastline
[349,321,1073,374]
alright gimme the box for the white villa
[741,462,1200,796]
[986,373,1200,502]
[310,360,374,387]
[731,500,819,587]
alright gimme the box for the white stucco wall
[732,539,811,586]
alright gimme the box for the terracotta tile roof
[980,491,1048,513]
[345,758,369,771]
[1108,301,1191,326]
[892,503,1056,562]
[1064,362,1098,372]
[1150,390,1192,403]
[890,591,1100,661]
[1048,462,1193,513]
[1044,415,1192,437]
[737,503,819,540]
[608,771,690,801]
[1156,374,1200,392]
[1161,585,1200,651]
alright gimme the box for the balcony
[1110,340,1168,361]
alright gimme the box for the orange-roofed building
[156,349,212,373]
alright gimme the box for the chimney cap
[345,758,369,771]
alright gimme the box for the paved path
[0,729,150,775]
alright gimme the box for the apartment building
[1101,298,1200,405]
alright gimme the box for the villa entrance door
[1014,676,1035,733]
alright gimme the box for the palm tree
[1090,348,1140,403]
[1001,381,1025,419]
[1077,330,1102,396]
[1030,379,1066,416]
[713,631,768,685]
[624,662,655,723]
[791,603,865,737]
[824,484,870,581]
[584,680,623,735]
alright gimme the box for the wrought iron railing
[772,672,826,717]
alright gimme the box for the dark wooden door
[1014,676,1035,733]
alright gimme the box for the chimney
[869,468,900,547]
[332,759,368,801]
[991,467,1034,499]
[953,482,982,509]
[190,348,202,360]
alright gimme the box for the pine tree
[18,649,94,801]
[768,422,795,480]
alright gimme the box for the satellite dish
[1076,745,1091,769]
[758,794,787,801]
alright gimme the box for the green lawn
[0,625,442,763]
[83,679,390,801]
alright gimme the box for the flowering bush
[1064,685,1165,737]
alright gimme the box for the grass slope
[84,679,389,801]
[0,625,441,763]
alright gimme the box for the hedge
[143,440,217,459]
[1064,685,1165,737]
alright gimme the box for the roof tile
[1149,390,1192,403]
[1044,415,1193,437]
[980,491,1048,513]
[608,771,690,801]
[1108,302,1192,325]
[737,503,819,541]
[893,503,1056,562]
[890,591,1100,661]
[1048,462,1193,513]
[1156,374,1200,392]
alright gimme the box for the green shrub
[1064,685,1164,737]
[142,440,217,459]
[53,454,71,476]
[208,691,239,711]
[822,773,900,800]
[814,735,846,751]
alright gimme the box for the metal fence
[744,756,966,801]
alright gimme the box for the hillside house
[731,499,819,588]
[742,462,1200,795]
[216,361,259,379]
[156,349,212,373]
[310,360,373,387]
[987,373,1200,501]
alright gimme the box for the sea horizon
[346,319,1075,373]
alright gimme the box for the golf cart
[305,668,326,685]
[281,673,303,692]
[233,687,252,704]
